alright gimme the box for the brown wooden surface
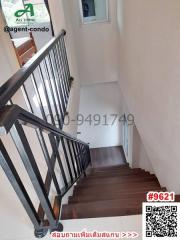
[90,146,126,168]
[12,32,37,66]
[61,147,177,220]
[61,164,166,220]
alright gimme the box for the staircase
[61,164,166,220]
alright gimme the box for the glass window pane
[81,0,108,24]
[82,0,95,17]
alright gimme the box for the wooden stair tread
[69,193,147,204]
[76,178,159,189]
[86,170,148,179]
[89,166,131,174]
[61,163,169,220]
[77,175,158,187]
[91,164,129,172]
[78,172,154,182]
[69,189,166,204]
[175,195,180,202]
[73,182,161,195]
[88,168,143,175]
[61,199,143,220]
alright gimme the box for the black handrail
[0,29,73,129]
[0,30,64,106]
[0,105,91,237]
[0,105,88,146]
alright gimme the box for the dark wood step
[73,184,162,198]
[69,192,147,204]
[61,199,143,220]
[77,175,158,187]
[88,168,143,176]
[175,195,180,202]
[87,170,148,179]
[74,180,160,192]
[90,165,130,173]
[69,188,166,204]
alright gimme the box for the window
[80,0,109,24]
[1,0,50,27]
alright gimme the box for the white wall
[0,10,19,85]
[132,126,154,174]
[78,82,123,148]
[0,2,82,239]
[117,0,180,193]
[68,0,119,85]
[49,0,82,136]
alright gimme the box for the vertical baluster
[56,41,69,101]
[31,73,47,122]
[21,84,34,113]
[38,65,55,126]
[47,54,64,128]
[55,42,68,104]
[22,82,59,154]
[49,134,68,187]
[10,122,56,227]
[23,80,62,221]
[71,141,81,175]
[49,50,66,118]
[37,129,61,195]
[51,48,66,113]
[83,146,88,172]
[62,36,71,79]
[61,137,73,182]
[60,36,71,91]
[78,143,85,172]
[74,141,83,173]
[43,58,62,128]
[76,142,84,173]
[67,139,77,179]
[87,145,91,167]
[0,140,41,229]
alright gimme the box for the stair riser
[61,207,142,220]
[77,177,158,187]
[69,196,146,204]
[74,182,160,193]
[91,166,131,173]
[73,185,162,197]
[69,189,167,204]
[76,178,159,189]
[69,190,166,203]
[86,171,148,179]
[88,169,144,176]
[91,165,129,172]
[61,164,166,221]
[89,168,139,174]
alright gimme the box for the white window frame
[79,0,109,25]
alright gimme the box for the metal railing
[0,30,91,238]
[0,105,91,237]
[0,29,73,129]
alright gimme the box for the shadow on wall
[132,125,154,174]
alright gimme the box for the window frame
[79,0,109,25]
